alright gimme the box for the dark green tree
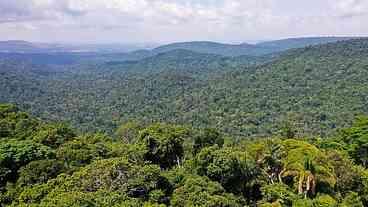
[193,128,224,154]
[138,123,189,169]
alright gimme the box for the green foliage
[260,183,296,206]
[326,150,367,198]
[138,123,189,169]
[0,104,18,116]
[115,121,144,143]
[170,175,243,207]
[0,104,368,206]
[313,194,337,207]
[0,104,39,140]
[2,39,368,139]
[340,192,364,207]
[338,116,368,167]
[17,159,65,187]
[33,123,76,148]
[280,121,298,139]
[292,198,314,207]
[281,139,336,197]
[251,139,285,185]
[14,158,170,207]
[193,128,224,154]
[194,146,260,199]
[56,134,112,169]
[0,140,53,186]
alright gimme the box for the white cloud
[0,0,366,43]
[331,0,368,18]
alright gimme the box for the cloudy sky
[0,0,367,44]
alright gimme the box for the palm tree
[280,140,336,198]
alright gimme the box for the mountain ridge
[0,36,363,57]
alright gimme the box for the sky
[0,0,367,44]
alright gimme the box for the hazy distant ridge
[0,37,361,56]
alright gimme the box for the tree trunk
[306,173,316,197]
[278,169,286,183]
[298,173,305,195]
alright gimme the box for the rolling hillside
[1,38,368,137]
[144,37,359,57]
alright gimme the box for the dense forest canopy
[1,36,368,206]
[0,104,368,206]
[1,38,368,138]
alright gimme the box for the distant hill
[148,37,360,57]
[0,52,134,65]
[0,40,60,53]
[0,37,360,59]
[257,36,359,50]
[0,40,151,54]
[103,49,271,75]
[152,41,260,57]
[83,37,358,63]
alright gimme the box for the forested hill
[139,37,358,57]
[103,49,269,74]
[152,41,260,57]
[0,38,368,138]
[191,38,368,137]
[256,36,356,51]
[104,49,229,73]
